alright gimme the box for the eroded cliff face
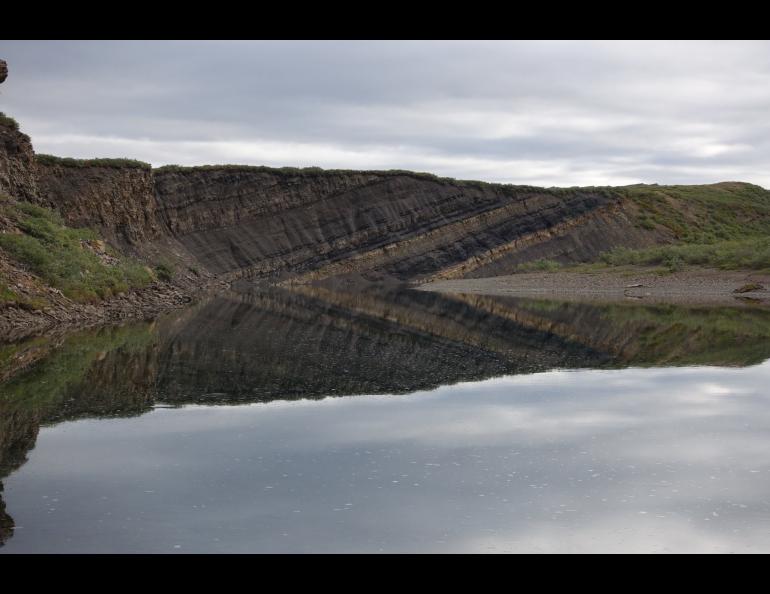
[150,168,652,283]
[0,63,36,202]
[7,147,662,285]
[440,201,665,280]
[35,162,164,248]
[0,121,38,202]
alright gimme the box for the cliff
[0,116,668,289]
[35,157,163,248]
[152,167,648,282]
[0,117,38,202]
[1,110,767,297]
[0,112,665,292]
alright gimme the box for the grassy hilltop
[520,182,770,273]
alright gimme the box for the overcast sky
[0,40,768,188]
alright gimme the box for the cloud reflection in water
[4,362,770,553]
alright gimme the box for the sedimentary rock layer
[0,123,38,202]
[35,162,163,248]
[151,169,643,282]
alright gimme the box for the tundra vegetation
[0,112,20,131]
[516,182,770,273]
[36,154,152,170]
[0,197,155,304]
[610,183,770,272]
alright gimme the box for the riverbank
[0,272,228,343]
[417,267,770,306]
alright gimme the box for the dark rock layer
[35,163,163,248]
[151,169,642,282]
[0,122,38,202]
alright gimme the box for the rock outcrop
[1,60,38,201]
[5,136,667,289]
[0,118,38,202]
[35,161,163,248]
[1,127,666,290]
[150,168,660,283]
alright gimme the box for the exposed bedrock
[0,122,38,202]
[35,163,164,248]
[150,168,647,282]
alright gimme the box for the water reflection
[2,285,770,552]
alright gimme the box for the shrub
[0,200,154,302]
[664,253,684,273]
[638,216,656,230]
[597,237,770,272]
[0,282,18,304]
[0,112,20,131]
[151,164,621,198]
[516,258,562,272]
[36,154,152,170]
[154,262,174,282]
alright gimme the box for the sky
[0,40,768,188]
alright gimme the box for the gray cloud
[0,40,768,187]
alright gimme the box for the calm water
[2,285,770,553]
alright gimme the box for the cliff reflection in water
[3,285,770,546]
